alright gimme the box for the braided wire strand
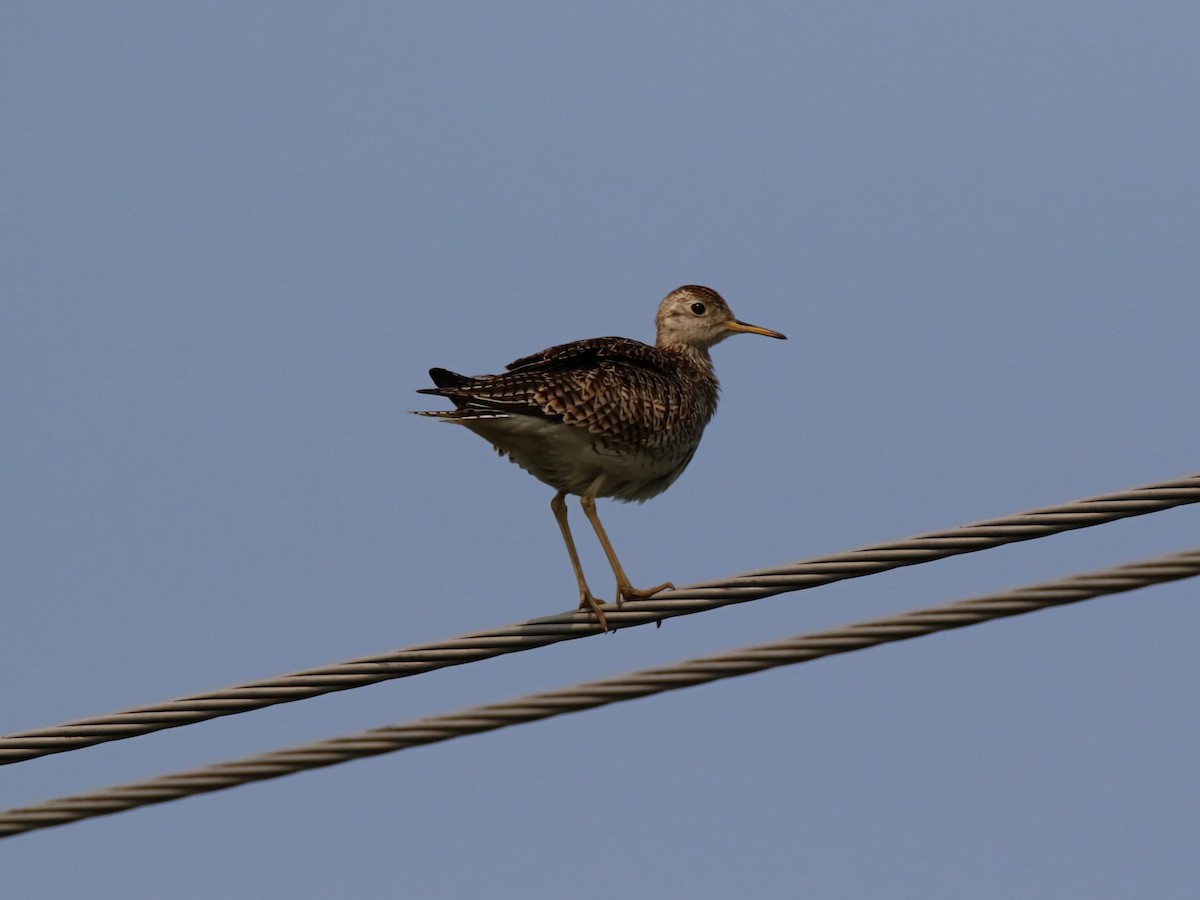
[1,547,1197,839]
[2,472,1197,764]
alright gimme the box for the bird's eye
[690,302,706,316]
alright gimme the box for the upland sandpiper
[414,285,786,630]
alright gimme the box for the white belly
[458,415,700,502]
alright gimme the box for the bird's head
[655,285,787,351]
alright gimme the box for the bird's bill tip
[725,319,787,340]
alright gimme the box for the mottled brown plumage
[414,285,786,629]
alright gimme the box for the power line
[2,471,1197,765]
[1,546,1195,840]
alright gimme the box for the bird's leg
[550,489,610,631]
[579,476,674,606]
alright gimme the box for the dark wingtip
[428,367,468,389]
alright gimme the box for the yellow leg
[579,475,674,606]
[550,489,610,630]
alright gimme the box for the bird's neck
[657,340,715,373]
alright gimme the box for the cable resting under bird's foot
[414,285,786,629]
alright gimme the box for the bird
[413,285,786,630]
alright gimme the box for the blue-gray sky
[3,3,1198,897]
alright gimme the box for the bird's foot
[577,591,611,632]
[616,581,674,606]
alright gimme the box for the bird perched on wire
[414,285,786,630]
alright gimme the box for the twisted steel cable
[2,472,1198,765]
[1,547,1196,839]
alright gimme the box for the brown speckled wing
[424,337,719,452]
